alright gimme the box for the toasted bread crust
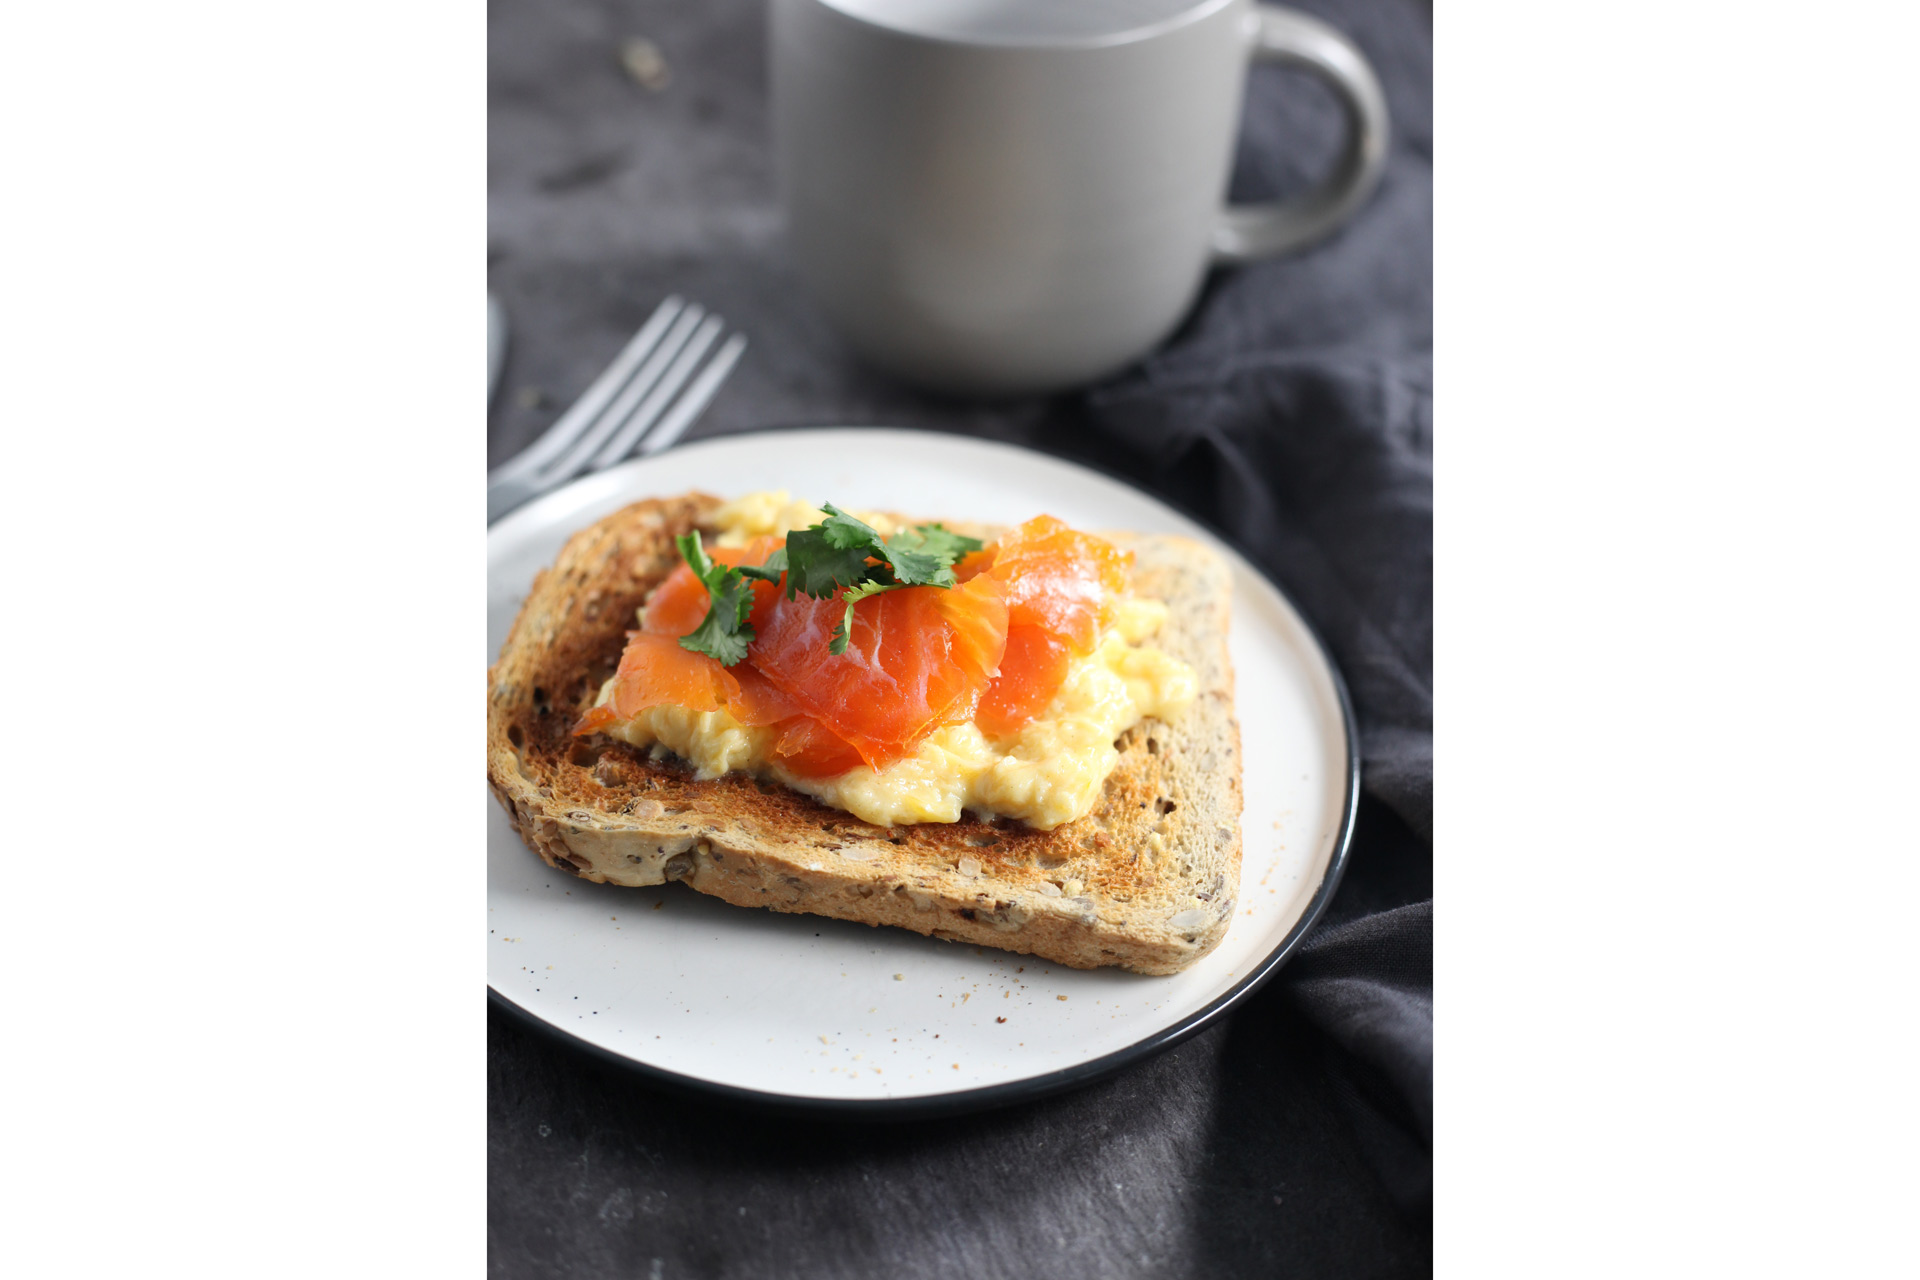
[487,493,1242,974]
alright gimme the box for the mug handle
[1210,5,1391,263]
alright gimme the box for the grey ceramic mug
[771,0,1389,396]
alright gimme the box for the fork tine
[487,295,683,489]
[587,315,724,470]
[537,305,706,485]
[636,332,746,457]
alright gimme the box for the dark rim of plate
[486,425,1363,1121]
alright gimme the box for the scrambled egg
[592,492,1197,831]
[710,491,896,546]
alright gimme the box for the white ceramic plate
[487,428,1356,1114]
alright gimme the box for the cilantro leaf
[781,504,888,599]
[681,597,753,666]
[735,546,787,582]
[884,523,983,588]
[674,531,758,666]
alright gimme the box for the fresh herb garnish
[735,546,787,583]
[674,504,984,665]
[674,531,759,667]
[883,521,981,588]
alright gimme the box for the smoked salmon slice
[728,666,865,778]
[749,574,1008,771]
[985,515,1131,653]
[971,516,1134,735]
[974,624,1074,738]
[572,632,741,736]
[765,714,869,779]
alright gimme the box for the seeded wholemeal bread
[486,492,1242,974]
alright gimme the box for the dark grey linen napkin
[489,0,1430,1274]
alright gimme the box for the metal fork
[486,296,746,523]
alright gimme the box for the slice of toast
[486,492,1242,974]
